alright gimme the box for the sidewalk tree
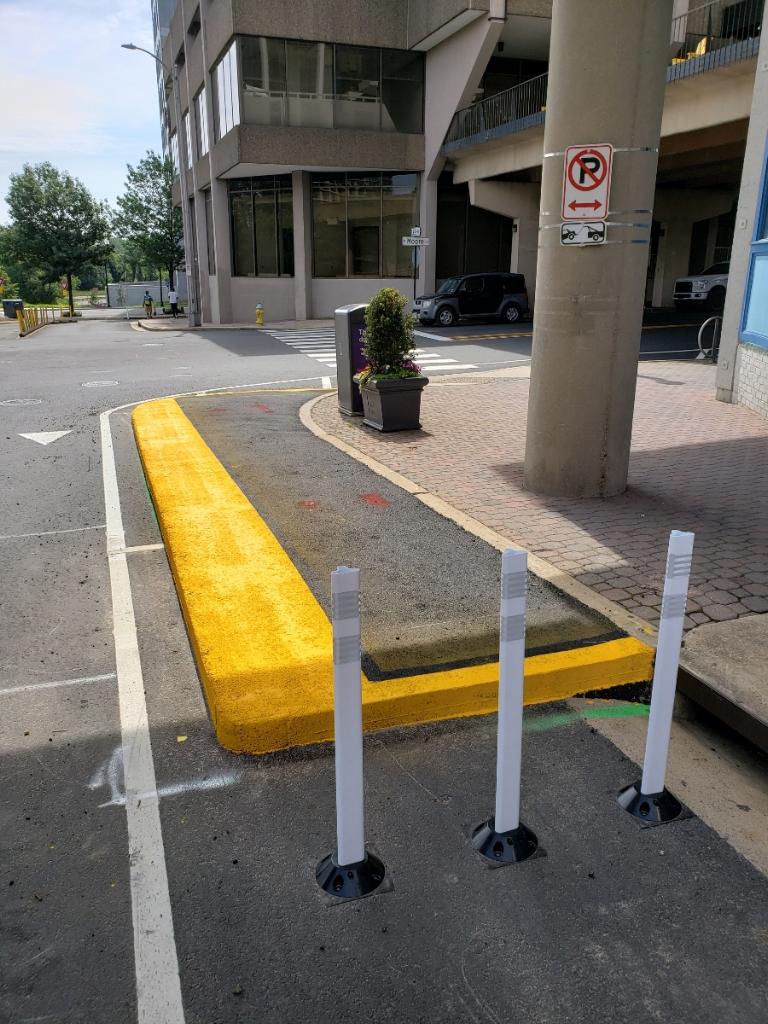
[116,151,183,288]
[4,163,112,316]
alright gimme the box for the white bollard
[495,549,528,833]
[619,530,694,823]
[316,566,386,900]
[472,549,539,865]
[330,566,365,867]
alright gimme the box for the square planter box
[359,375,429,432]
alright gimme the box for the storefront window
[311,172,419,278]
[229,176,294,277]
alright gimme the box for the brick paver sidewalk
[313,362,768,630]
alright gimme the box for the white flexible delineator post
[331,566,365,867]
[640,531,694,796]
[494,549,528,833]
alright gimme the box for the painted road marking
[89,745,243,809]
[18,430,72,446]
[321,376,333,389]
[0,672,117,697]
[0,524,105,541]
[100,408,185,1023]
[133,397,653,755]
[0,398,43,406]
[265,328,477,373]
[83,380,119,388]
[123,543,165,554]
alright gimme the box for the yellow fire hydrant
[255,303,265,327]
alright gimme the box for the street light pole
[122,43,201,327]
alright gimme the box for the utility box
[3,299,23,320]
[335,303,368,416]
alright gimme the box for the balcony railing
[669,0,763,79]
[444,0,763,152]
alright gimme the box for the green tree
[116,151,183,285]
[0,227,59,304]
[4,163,112,315]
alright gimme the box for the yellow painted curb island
[132,397,654,754]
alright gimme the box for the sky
[0,0,161,223]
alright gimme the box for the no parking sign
[561,144,613,220]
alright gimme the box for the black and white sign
[560,221,606,246]
[562,144,613,220]
[402,236,430,247]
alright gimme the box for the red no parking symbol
[562,143,613,219]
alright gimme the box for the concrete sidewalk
[312,361,768,745]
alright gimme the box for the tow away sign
[562,144,613,220]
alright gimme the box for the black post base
[315,850,386,901]
[618,780,683,824]
[471,818,539,866]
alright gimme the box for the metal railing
[669,0,763,79]
[444,0,763,149]
[16,306,60,337]
[444,72,547,148]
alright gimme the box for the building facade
[154,0,768,422]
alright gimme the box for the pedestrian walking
[143,290,154,318]
[168,288,179,319]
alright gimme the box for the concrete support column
[292,171,313,320]
[652,219,692,307]
[523,0,673,497]
[469,180,540,302]
[209,176,232,324]
[418,177,438,293]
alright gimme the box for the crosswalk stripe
[264,329,476,374]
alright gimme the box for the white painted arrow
[19,430,71,446]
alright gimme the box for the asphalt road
[1,318,767,1024]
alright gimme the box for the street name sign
[402,236,430,246]
[562,143,613,220]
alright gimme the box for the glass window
[194,88,209,157]
[347,175,381,276]
[744,254,768,338]
[312,174,348,277]
[334,45,381,130]
[241,36,286,125]
[182,111,193,168]
[277,178,294,276]
[286,40,333,127]
[213,41,240,140]
[228,176,293,277]
[204,190,215,274]
[382,173,418,277]
[170,132,179,177]
[311,172,419,278]
[381,50,423,133]
[236,37,424,134]
[231,192,255,276]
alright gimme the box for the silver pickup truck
[673,262,729,312]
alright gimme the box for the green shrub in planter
[357,288,428,432]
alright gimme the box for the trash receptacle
[3,299,23,320]
[335,303,368,416]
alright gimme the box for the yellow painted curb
[133,397,654,754]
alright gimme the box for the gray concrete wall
[236,125,424,172]
[312,278,415,319]
[408,0,489,48]
[230,277,296,324]
[716,27,768,409]
[231,0,408,48]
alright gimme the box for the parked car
[673,262,729,312]
[414,272,529,327]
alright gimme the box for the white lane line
[123,543,165,554]
[0,672,117,697]
[426,364,478,372]
[321,377,332,389]
[0,524,105,542]
[100,410,185,1023]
